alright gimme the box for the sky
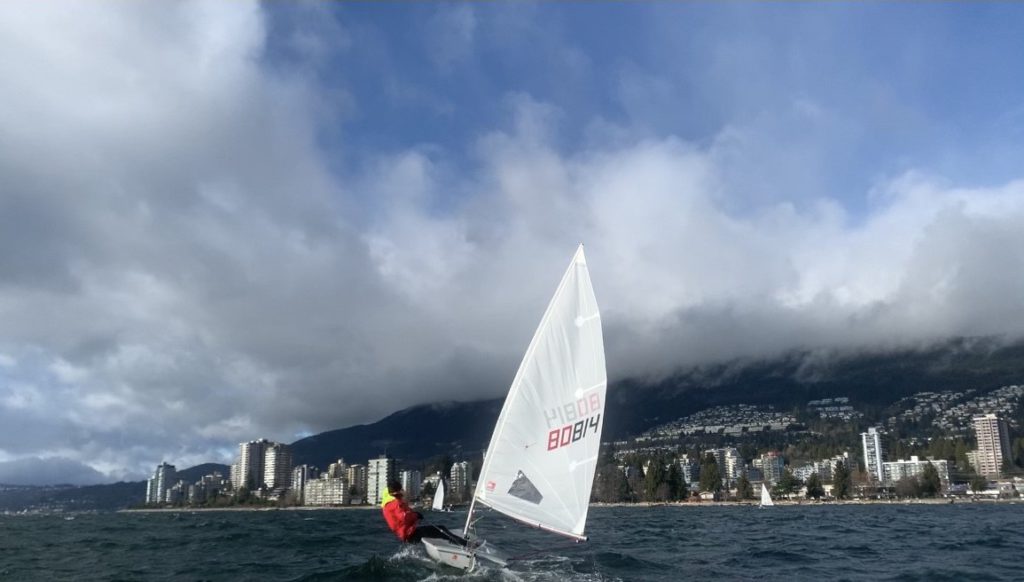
[2,1,1024,484]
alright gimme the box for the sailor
[381,480,468,546]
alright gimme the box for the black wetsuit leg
[409,525,468,546]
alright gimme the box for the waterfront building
[327,459,347,479]
[188,472,229,504]
[304,476,350,506]
[882,456,950,486]
[400,469,422,500]
[723,448,744,482]
[346,464,367,496]
[450,461,472,501]
[263,442,293,491]
[973,414,1011,478]
[754,452,784,485]
[165,479,187,504]
[292,465,319,504]
[861,427,887,482]
[367,455,397,505]
[147,462,176,504]
[680,458,700,484]
[235,439,269,490]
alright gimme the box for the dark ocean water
[2,504,1023,581]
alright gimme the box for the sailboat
[760,483,775,508]
[422,245,607,571]
[431,479,450,512]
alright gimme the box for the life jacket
[381,489,419,541]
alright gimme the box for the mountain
[0,463,229,513]
[291,400,503,469]
[292,337,1024,468]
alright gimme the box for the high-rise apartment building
[263,442,293,491]
[367,455,397,505]
[146,462,177,504]
[400,469,422,500]
[861,427,886,482]
[236,439,269,490]
[755,452,784,485]
[973,414,1011,478]
[346,464,367,496]
[327,459,347,479]
[292,465,319,504]
[449,461,472,501]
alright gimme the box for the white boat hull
[422,539,476,571]
[422,538,509,571]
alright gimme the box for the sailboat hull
[423,539,475,571]
[422,538,509,571]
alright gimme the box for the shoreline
[119,497,1022,513]
[592,497,1023,507]
[120,505,379,513]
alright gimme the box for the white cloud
[2,1,1024,482]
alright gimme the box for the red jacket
[381,490,419,541]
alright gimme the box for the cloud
[0,457,108,486]
[1,1,1024,481]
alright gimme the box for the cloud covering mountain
[2,1,1024,483]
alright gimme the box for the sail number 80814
[546,413,601,451]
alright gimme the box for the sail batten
[469,245,606,539]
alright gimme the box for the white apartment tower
[263,442,293,490]
[327,459,348,479]
[292,464,319,504]
[973,414,1011,478]
[367,455,397,505]
[400,469,422,500]
[146,462,176,504]
[755,452,784,485]
[449,461,472,501]
[861,427,886,482]
[236,439,269,490]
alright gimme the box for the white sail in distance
[470,244,606,540]
[761,483,774,507]
[432,479,445,511]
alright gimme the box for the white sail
[432,479,445,511]
[761,483,774,507]
[468,245,606,540]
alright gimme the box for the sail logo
[545,393,603,451]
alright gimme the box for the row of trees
[592,452,856,503]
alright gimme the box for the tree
[736,474,754,500]
[643,458,668,502]
[970,473,988,495]
[832,461,851,500]
[776,469,802,498]
[805,473,825,500]
[699,453,722,493]
[625,463,645,502]
[919,463,942,498]
[894,476,921,499]
[666,462,687,501]
[421,482,436,503]
[593,463,629,503]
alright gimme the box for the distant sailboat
[422,244,607,571]
[760,483,775,508]
[431,480,450,512]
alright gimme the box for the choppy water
[2,504,1023,581]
